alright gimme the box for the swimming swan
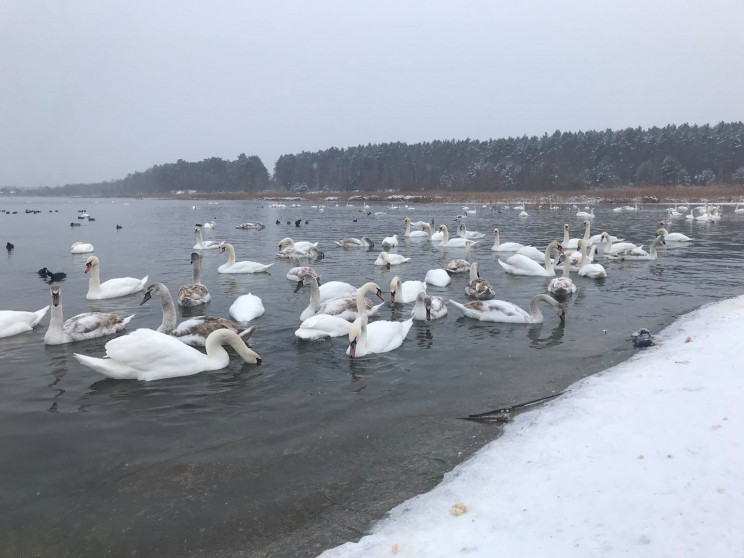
[465,262,495,300]
[446,259,470,274]
[404,218,430,238]
[438,225,477,248]
[607,234,665,261]
[0,306,49,339]
[178,252,211,306]
[411,291,447,320]
[295,314,352,340]
[299,277,384,321]
[577,240,607,279]
[456,223,485,240]
[44,285,134,345]
[335,236,374,248]
[491,229,524,252]
[449,294,565,324]
[84,256,148,300]
[73,328,261,381]
[547,254,576,296]
[278,237,319,254]
[218,243,273,273]
[389,276,427,303]
[346,284,413,357]
[70,241,95,254]
[193,225,225,250]
[374,251,411,267]
[498,241,563,277]
[382,234,399,247]
[286,257,319,283]
[656,227,692,242]
[424,268,451,287]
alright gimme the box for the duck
[346,285,413,357]
[382,234,399,247]
[449,294,565,324]
[218,243,273,273]
[389,276,427,303]
[193,225,225,250]
[490,229,524,252]
[0,305,49,338]
[5,242,14,251]
[404,218,430,238]
[374,251,411,267]
[465,262,495,300]
[84,256,148,300]
[299,277,383,322]
[73,327,261,381]
[70,241,95,254]
[456,222,485,240]
[498,241,563,277]
[286,257,319,283]
[235,222,265,230]
[607,234,665,261]
[229,293,265,322]
[656,226,692,242]
[70,222,81,227]
[335,236,374,248]
[202,220,216,229]
[576,208,595,219]
[547,254,576,296]
[278,237,318,254]
[141,283,255,346]
[116,225,123,230]
[294,314,352,340]
[446,258,470,274]
[438,225,477,248]
[577,241,607,279]
[178,252,211,306]
[411,291,447,320]
[424,268,451,287]
[44,285,134,345]
[44,269,67,283]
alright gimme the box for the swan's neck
[469,264,479,282]
[441,228,449,244]
[205,331,256,364]
[308,278,320,312]
[583,223,591,241]
[192,258,202,284]
[543,245,554,271]
[492,232,499,249]
[405,221,411,235]
[562,228,569,243]
[226,245,236,266]
[561,256,570,277]
[157,289,178,333]
[356,287,369,317]
[88,263,101,293]
[48,301,65,332]
[195,229,204,247]
[649,236,662,255]
[528,295,546,323]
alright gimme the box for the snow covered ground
[320,295,744,557]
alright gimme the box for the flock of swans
[1,200,729,383]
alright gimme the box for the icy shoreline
[320,296,744,557]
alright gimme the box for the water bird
[295,219,302,227]
[70,242,94,254]
[411,291,447,321]
[84,255,148,300]
[193,225,225,250]
[449,294,565,324]
[498,241,563,277]
[70,222,81,227]
[45,269,67,282]
[178,252,211,306]
[116,225,123,230]
[6,242,14,251]
[389,276,427,304]
[465,262,495,300]
[374,251,411,268]
[218,244,273,273]
[0,305,49,338]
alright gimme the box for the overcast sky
[1,1,743,188]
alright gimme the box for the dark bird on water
[276,220,280,225]
[304,220,309,224]
[45,269,67,282]
[295,219,301,227]
[5,242,13,251]
[116,224,123,230]
[70,222,81,227]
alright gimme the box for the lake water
[2,196,743,557]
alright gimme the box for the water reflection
[527,322,565,349]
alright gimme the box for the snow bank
[321,296,744,557]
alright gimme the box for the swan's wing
[64,312,128,337]
[99,277,148,296]
[366,318,412,353]
[499,254,545,275]
[295,315,352,339]
[179,284,210,301]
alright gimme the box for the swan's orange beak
[349,338,357,358]
[220,246,226,253]
[84,262,92,274]
[390,291,396,303]
[376,288,384,301]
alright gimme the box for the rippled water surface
[2,197,743,557]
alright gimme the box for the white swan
[85,256,148,300]
[446,259,470,274]
[300,277,383,321]
[656,227,692,242]
[562,221,590,250]
[599,233,643,256]
[0,306,49,339]
[74,328,261,381]
[346,284,413,357]
[456,223,485,240]
[404,218,429,238]
[295,314,352,340]
[286,258,319,283]
[491,229,524,252]
[465,262,495,300]
[278,237,318,254]
[576,208,595,219]
[438,225,477,248]
[411,291,447,320]
[335,236,374,248]
[382,234,399,247]
[424,268,451,287]
[515,245,550,262]
[141,283,255,346]
[608,234,665,261]
[577,241,607,279]
[588,231,623,245]
[235,222,265,230]
[547,255,576,296]
[292,278,356,302]
[389,276,427,304]
[178,252,211,306]
[498,241,563,277]
[202,220,216,229]
[44,286,134,345]
[734,203,744,214]
[70,241,94,254]
[374,251,410,267]
[218,243,273,273]
[449,294,565,324]
[229,293,265,322]
[193,225,225,250]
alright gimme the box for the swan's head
[389,276,402,303]
[439,224,448,233]
[458,223,466,231]
[656,228,669,238]
[564,224,569,231]
[140,283,167,306]
[600,232,610,243]
[404,217,411,225]
[347,317,365,358]
[194,225,202,233]
[84,256,99,274]
[50,285,61,307]
[578,239,586,249]
[656,233,667,246]
[493,228,499,237]
[416,291,433,320]
[278,237,294,251]
[379,251,390,268]
[583,220,590,228]
[219,243,233,254]
[547,241,564,254]
[190,252,201,264]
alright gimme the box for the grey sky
[1,0,743,188]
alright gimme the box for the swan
[70,241,94,254]
[562,221,590,250]
[178,252,211,306]
[518,210,529,217]
[430,222,444,241]
[382,234,399,247]
[292,278,356,302]
[734,203,744,214]
[218,243,273,273]
[465,262,495,300]
[286,258,319,283]
[85,256,148,300]
[374,251,410,267]
[656,226,692,242]
[300,277,383,321]
[202,220,216,229]
[577,241,607,279]
[0,306,49,338]
[491,229,524,252]
[278,237,318,254]
[335,236,374,248]
[438,225,477,248]
[235,222,265,230]
[515,245,552,263]
[404,218,429,238]
[141,283,256,346]
[498,241,563,277]
[229,293,265,322]
[73,327,261,381]
[588,232,623,245]
[411,291,447,321]
[193,225,225,250]
[547,255,576,296]
[612,206,624,213]
[44,286,134,345]
[446,259,470,274]
[608,234,665,261]
[599,233,643,256]
[389,276,427,304]
[346,285,413,357]
[456,223,485,240]
[278,244,324,260]
[295,314,352,340]
[449,294,565,324]
[424,268,451,287]
[623,203,638,211]
[576,208,595,219]
[668,207,682,218]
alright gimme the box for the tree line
[19,122,744,196]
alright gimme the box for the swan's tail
[448,299,477,318]
[239,325,257,342]
[122,314,136,326]
[32,306,50,326]
[73,353,132,379]
[139,276,149,288]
